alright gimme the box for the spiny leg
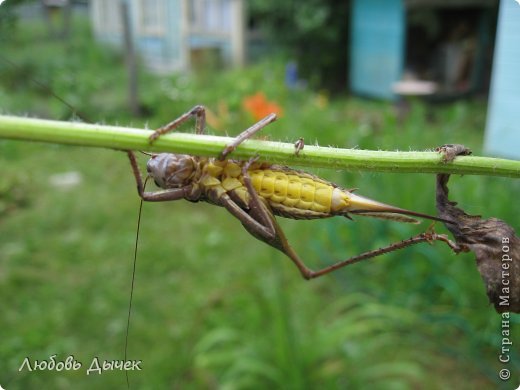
[278,222,462,279]
[303,232,465,279]
[218,113,277,160]
[149,105,207,143]
[126,151,192,201]
[238,156,464,279]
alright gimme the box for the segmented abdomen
[249,169,334,213]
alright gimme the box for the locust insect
[127,105,458,280]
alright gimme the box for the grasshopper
[0,54,456,279]
[127,105,456,279]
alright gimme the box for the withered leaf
[436,145,519,313]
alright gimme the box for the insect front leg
[127,151,192,201]
[149,105,207,143]
[219,113,277,160]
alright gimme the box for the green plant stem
[0,115,519,177]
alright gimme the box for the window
[92,0,122,34]
[187,0,232,34]
[138,0,166,36]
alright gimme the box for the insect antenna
[0,55,91,123]
[2,54,143,387]
[124,175,149,388]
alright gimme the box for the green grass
[1,15,519,390]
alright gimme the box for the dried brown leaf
[436,145,519,313]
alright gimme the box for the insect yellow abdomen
[249,169,335,213]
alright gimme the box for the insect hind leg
[149,105,207,143]
[239,157,464,279]
[274,227,463,280]
[301,232,464,279]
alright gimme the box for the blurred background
[0,0,519,389]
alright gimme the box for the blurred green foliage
[249,0,350,92]
[0,13,519,390]
[0,0,30,37]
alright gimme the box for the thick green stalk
[0,115,519,177]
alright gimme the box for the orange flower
[205,101,230,132]
[242,92,283,121]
